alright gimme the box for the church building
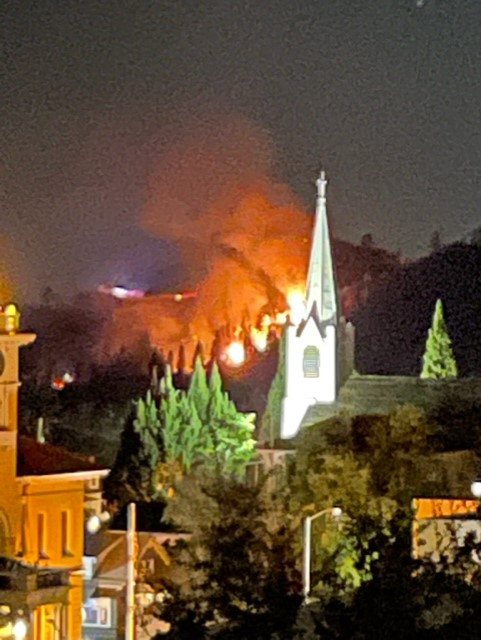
[281,171,351,439]
[279,172,481,445]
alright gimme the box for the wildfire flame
[223,286,307,367]
[250,327,268,353]
[224,340,246,366]
[286,288,306,327]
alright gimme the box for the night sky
[2,0,481,300]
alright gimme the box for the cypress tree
[260,330,286,445]
[188,355,210,422]
[421,299,458,379]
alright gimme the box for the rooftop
[17,436,106,477]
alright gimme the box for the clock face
[0,351,4,376]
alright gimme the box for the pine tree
[421,299,458,379]
[260,331,286,445]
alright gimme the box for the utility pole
[126,502,137,640]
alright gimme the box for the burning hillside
[99,113,400,368]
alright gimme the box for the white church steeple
[280,170,339,439]
[305,171,337,323]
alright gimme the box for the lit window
[303,346,320,378]
[83,598,112,628]
[38,513,48,559]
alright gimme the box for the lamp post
[302,506,342,601]
[125,503,137,640]
[86,503,137,640]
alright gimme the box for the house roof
[85,529,189,588]
[17,436,107,477]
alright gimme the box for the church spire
[305,170,337,323]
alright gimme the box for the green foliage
[421,298,458,379]
[206,361,257,475]
[290,405,443,599]
[109,358,257,504]
[187,355,210,422]
[153,402,481,638]
[161,470,301,639]
[161,358,256,477]
[260,332,286,445]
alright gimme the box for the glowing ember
[287,288,306,326]
[225,340,246,366]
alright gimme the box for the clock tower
[0,304,36,483]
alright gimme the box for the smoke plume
[118,112,313,360]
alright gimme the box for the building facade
[0,304,108,640]
[280,173,352,439]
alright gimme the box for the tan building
[0,304,108,640]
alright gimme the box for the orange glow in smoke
[224,340,246,366]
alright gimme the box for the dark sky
[2,0,481,300]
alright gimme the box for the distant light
[331,506,342,518]
[174,293,183,302]
[98,285,145,299]
[111,286,130,299]
[62,372,75,384]
[51,378,65,391]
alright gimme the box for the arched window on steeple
[303,346,320,378]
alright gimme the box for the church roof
[17,436,107,477]
[302,375,481,428]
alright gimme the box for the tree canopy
[105,357,257,506]
[157,404,481,639]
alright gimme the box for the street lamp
[302,506,342,600]
[471,480,481,499]
[12,617,28,640]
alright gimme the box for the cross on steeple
[316,170,327,199]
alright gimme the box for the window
[86,477,99,491]
[83,598,112,628]
[61,511,73,556]
[303,345,320,378]
[38,513,48,559]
